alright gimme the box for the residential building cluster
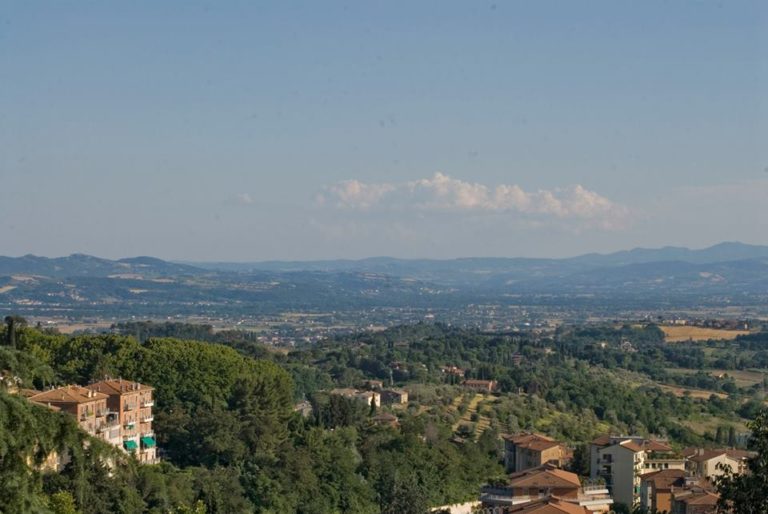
[21,378,158,466]
[477,432,755,514]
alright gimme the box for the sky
[0,1,766,261]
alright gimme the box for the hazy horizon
[2,2,766,261]
[1,240,765,264]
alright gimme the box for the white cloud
[235,193,254,205]
[318,173,628,228]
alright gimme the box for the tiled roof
[639,469,686,490]
[620,441,644,452]
[503,433,562,451]
[674,490,719,506]
[29,385,108,405]
[86,379,153,396]
[507,466,581,489]
[507,497,589,514]
[590,435,613,447]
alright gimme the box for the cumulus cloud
[318,173,628,228]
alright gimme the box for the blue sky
[1,1,765,260]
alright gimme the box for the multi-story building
[86,379,157,464]
[682,447,754,479]
[639,469,689,513]
[590,435,685,508]
[28,385,117,444]
[480,465,613,514]
[503,433,572,473]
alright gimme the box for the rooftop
[507,465,581,489]
[86,379,153,396]
[29,385,108,405]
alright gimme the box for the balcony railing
[141,400,154,408]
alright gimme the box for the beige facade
[590,436,685,508]
[381,388,408,405]
[683,448,753,479]
[503,433,571,473]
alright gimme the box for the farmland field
[660,325,750,342]
[666,368,768,388]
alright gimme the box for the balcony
[123,404,135,412]
[124,421,136,430]
[96,421,119,433]
[479,487,538,507]
[141,400,154,408]
[141,416,154,423]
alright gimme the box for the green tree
[715,410,768,513]
[4,314,27,349]
[48,491,81,514]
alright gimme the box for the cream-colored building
[590,436,685,508]
[502,433,572,473]
[682,447,754,480]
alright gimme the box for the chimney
[698,448,704,456]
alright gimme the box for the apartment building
[28,385,119,446]
[86,379,157,464]
[589,436,685,508]
[502,433,572,473]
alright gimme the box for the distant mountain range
[1,242,767,318]
[0,254,200,278]
[189,241,768,289]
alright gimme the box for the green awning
[123,440,138,451]
[140,436,156,448]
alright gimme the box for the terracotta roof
[507,497,589,514]
[620,441,644,452]
[504,433,562,451]
[595,436,672,453]
[507,466,581,489]
[590,435,613,447]
[725,449,755,460]
[674,490,719,506]
[683,447,755,462]
[643,440,673,452]
[639,469,686,490]
[29,385,108,405]
[688,449,728,463]
[86,379,153,396]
